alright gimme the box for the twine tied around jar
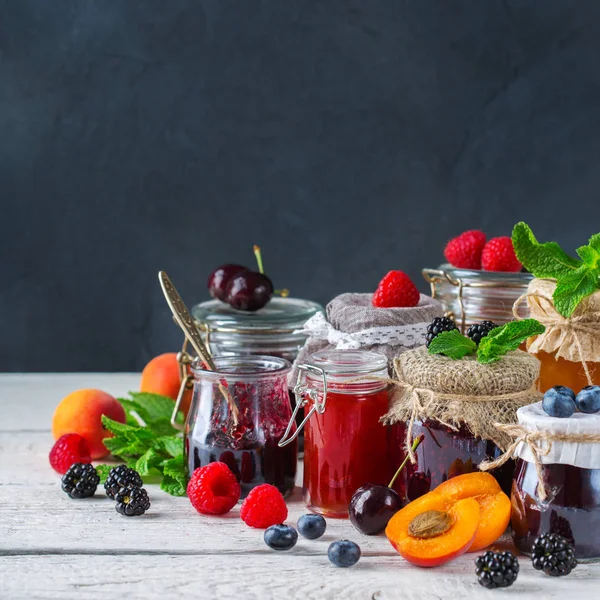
[479,423,600,501]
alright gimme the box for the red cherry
[208,264,248,301]
[225,271,273,311]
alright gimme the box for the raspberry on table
[240,483,288,528]
[444,230,487,270]
[372,270,420,308]
[187,462,241,515]
[49,434,92,475]
[481,236,522,272]
[61,463,100,499]
[115,486,151,517]
[104,465,143,499]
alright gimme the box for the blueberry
[297,514,327,540]
[542,386,576,418]
[575,386,600,414]
[327,540,361,568]
[264,524,298,551]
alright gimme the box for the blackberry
[425,317,458,348]
[104,465,143,499]
[466,320,498,345]
[531,533,577,577]
[475,550,519,589]
[115,486,151,516]
[61,463,100,499]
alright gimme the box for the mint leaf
[162,455,186,481]
[512,222,580,278]
[145,418,179,437]
[128,392,180,423]
[553,266,599,317]
[135,448,163,476]
[101,415,140,437]
[160,473,187,497]
[589,233,600,254]
[157,435,184,458]
[102,436,131,455]
[477,319,546,364]
[95,464,112,484]
[428,330,477,359]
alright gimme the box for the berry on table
[531,533,577,576]
[297,514,327,540]
[444,230,487,270]
[475,550,519,589]
[575,385,600,414]
[104,465,144,500]
[466,321,498,345]
[187,462,241,516]
[115,486,151,516]
[61,463,100,499]
[481,237,522,272]
[264,524,298,551]
[49,433,92,474]
[240,483,288,528]
[327,540,361,568]
[542,386,577,418]
[425,317,458,348]
[372,271,420,308]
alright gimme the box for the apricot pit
[408,510,453,539]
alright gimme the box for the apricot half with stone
[385,492,480,567]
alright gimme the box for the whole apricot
[140,352,192,415]
[52,389,125,459]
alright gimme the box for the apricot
[386,492,480,567]
[434,472,511,552]
[52,389,125,459]
[140,353,192,415]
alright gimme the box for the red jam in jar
[298,350,390,518]
[510,404,600,561]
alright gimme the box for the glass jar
[422,264,532,332]
[186,355,297,498]
[510,403,600,562]
[389,420,513,502]
[533,351,600,394]
[285,349,390,518]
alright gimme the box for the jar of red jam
[280,349,390,518]
[511,403,600,562]
[186,355,297,498]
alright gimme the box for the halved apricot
[385,492,480,567]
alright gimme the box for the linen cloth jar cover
[508,403,600,561]
[384,347,542,502]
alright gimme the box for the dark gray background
[2,1,600,372]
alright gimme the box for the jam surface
[534,350,600,394]
[389,419,513,502]
[511,458,600,561]
[303,388,390,518]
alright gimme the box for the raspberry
[372,271,420,308]
[49,434,92,474]
[444,230,487,270]
[240,483,288,528]
[481,237,522,272]
[187,462,241,515]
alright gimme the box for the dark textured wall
[2,1,600,372]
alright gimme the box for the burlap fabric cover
[525,278,600,362]
[384,347,542,452]
[291,292,443,380]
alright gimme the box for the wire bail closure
[278,364,327,447]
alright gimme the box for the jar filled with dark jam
[510,403,600,562]
[389,420,513,502]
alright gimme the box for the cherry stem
[275,288,290,297]
[388,434,425,489]
[253,245,264,275]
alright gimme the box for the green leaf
[127,392,180,424]
[512,222,580,278]
[135,448,162,476]
[157,435,184,458]
[427,329,477,359]
[101,415,141,437]
[589,233,600,253]
[95,464,112,484]
[160,473,187,497]
[477,319,546,364]
[102,436,131,455]
[162,455,186,480]
[145,418,179,437]
[553,266,600,317]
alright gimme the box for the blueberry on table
[297,514,326,540]
[328,540,361,567]
[542,386,576,418]
[264,524,298,551]
[575,386,600,414]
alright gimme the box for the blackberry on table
[115,486,151,516]
[425,317,458,348]
[61,463,100,499]
[531,533,577,577]
[466,320,498,345]
[104,465,143,499]
[475,550,519,589]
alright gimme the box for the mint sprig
[98,392,187,496]
[512,222,600,317]
[427,319,545,364]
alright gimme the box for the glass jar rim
[191,355,291,381]
[431,263,533,284]
[308,349,388,375]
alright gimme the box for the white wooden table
[1,373,598,599]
